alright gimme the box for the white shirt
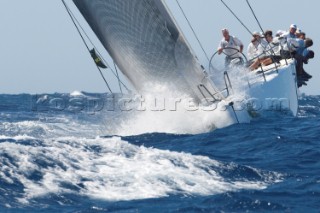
[272,36,288,54]
[247,39,266,60]
[218,36,243,58]
[282,31,297,39]
[264,42,277,56]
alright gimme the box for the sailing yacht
[64,0,298,128]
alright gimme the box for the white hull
[247,59,298,116]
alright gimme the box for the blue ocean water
[0,93,319,212]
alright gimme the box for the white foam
[0,118,107,139]
[106,67,253,136]
[106,92,248,136]
[0,135,36,141]
[70,91,85,97]
[112,110,215,136]
[0,137,282,203]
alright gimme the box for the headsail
[73,0,223,101]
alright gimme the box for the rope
[220,0,273,57]
[246,0,265,35]
[113,62,123,94]
[62,0,130,93]
[62,0,91,52]
[66,3,129,92]
[175,0,211,62]
[245,0,278,60]
[220,0,253,36]
[62,0,113,93]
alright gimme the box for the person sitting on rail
[218,28,244,67]
[247,31,266,60]
[293,38,314,86]
[275,30,286,37]
[295,28,304,39]
[247,31,278,71]
[298,32,306,40]
[274,24,298,59]
[282,24,298,39]
[247,31,264,70]
[297,49,314,87]
[263,30,283,63]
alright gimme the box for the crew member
[218,28,244,67]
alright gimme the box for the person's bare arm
[239,45,244,53]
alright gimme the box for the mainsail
[73,0,223,101]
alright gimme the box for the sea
[0,92,319,213]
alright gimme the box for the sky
[0,0,319,95]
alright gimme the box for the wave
[2,93,319,137]
[0,136,282,205]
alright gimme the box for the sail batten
[73,0,222,100]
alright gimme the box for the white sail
[73,0,223,101]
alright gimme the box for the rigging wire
[62,0,112,93]
[245,0,277,57]
[246,0,265,35]
[64,3,126,86]
[220,0,253,36]
[174,0,228,101]
[220,0,272,56]
[113,62,123,95]
[65,4,130,92]
[62,0,130,93]
[175,0,211,63]
[62,0,90,53]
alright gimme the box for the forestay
[73,0,223,101]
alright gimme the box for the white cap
[296,28,302,34]
[252,31,263,37]
[276,30,285,36]
[290,24,297,29]
[222,28,229,33]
